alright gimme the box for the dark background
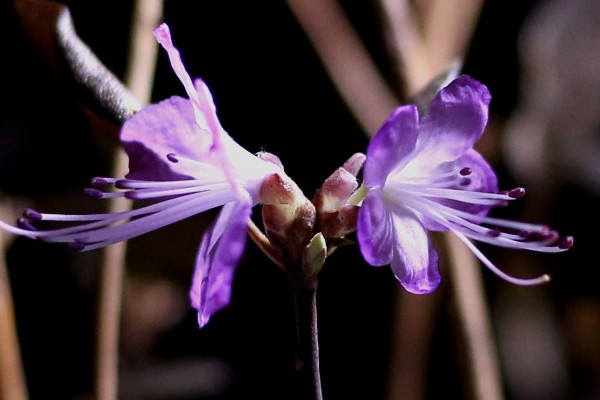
[1,1,594,399]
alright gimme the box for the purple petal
[190,199,252,328]
[154,24,224,146]
[388,207,441,294]
[417,75,491,163]
[357,190,395,266]
[421,149,499,231]
[454,149,498,198]
[121,96,213,180]
[364,105,419,187]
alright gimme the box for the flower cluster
[0,24,572,328]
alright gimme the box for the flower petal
[190,199,252,328]
[454,149,498,194]
[388,207,441,294]
[364,105,419,187]
[121,96,216,180]
[357,190,395,266]
[417,75,491,163]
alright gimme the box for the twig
[379,0,433,95]
[419,0,484,78]
[286,0,399,135]
[95,1,163,400]
[56,8,141,124]
[445,234,504,400]
[0,201,28,400]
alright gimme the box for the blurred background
[0,0,597,399]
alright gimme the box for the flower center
[382,165,573,285]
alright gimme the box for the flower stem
[291,279,323,400]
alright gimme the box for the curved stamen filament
[49,188,235,245]
[452,229,551,286]
[404,194,566,252]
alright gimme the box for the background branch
[94,1,163,400]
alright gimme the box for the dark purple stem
[290,271,323,400]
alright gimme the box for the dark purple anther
[559,236,574,250]
[460,178,472,186]
[91,177,109,186]
[69,241,86,251]
[23,208,42,221]
[167,153,179,163]
[17,218,37,231]
[508,187,526,199]
[459,167,472,176]
[115,180,127,189]
[84,188,104,198]
[486,229,501,237]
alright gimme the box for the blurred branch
[379,0,433,95]
[95,1,163,400]
[445,234,504,400]
[286,0,399,135]
[419,0,484,77]
[0,202,28,400]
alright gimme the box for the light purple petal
[154,24,225,151]
[364,105,419,187]
[357,190,395,266]
[388,207,441,294]
[190,199,252,328]
[121,96,212,180]
[417,75,491,163]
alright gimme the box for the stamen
[69,241,85,251]
[559,236,574,250]
[17,218,37,231]
[84,188,104,198]
[508,187,526,199]
[23,209,42,221]
[115,178,225,190]
[389,186,512,206]
[486,229,501,237]
[167,153,179,163]
[77,189,237,250]
[460,167,472,176]
[91,177,118,186]
[124,183,228,200]
[452,230,551,286]
[84,188,125,199]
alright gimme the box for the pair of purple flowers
[0,24,572,328]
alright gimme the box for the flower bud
[313,153,365,239]
[301,233,327,289]
[260,173,316,263]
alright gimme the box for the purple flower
[357,75,573,294]
[0,23,281,327]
